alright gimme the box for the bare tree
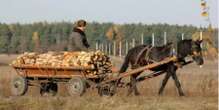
[32,32,41,52]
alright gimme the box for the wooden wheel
[40,82,58,96]
[11,76,28,96]
[67,77,86,96]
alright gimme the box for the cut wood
[11,51,112,75]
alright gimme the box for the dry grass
[0,54,218,110]
[0,96,217,110]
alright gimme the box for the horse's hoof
[158,94,163,96]
[158,91,163,95]
[126,92,132,96]
[179,93,185,96]
[134,92,140,96]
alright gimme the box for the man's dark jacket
[68,28,90,51]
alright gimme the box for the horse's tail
[119,53,130,73]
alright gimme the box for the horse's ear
[196,40,203,45]
[199,40,203,43]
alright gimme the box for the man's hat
[75,19,87,27]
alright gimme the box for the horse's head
[191,40,204,66]
[177,39,204,66]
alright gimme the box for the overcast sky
[0,0,218,27]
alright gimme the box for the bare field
[0,54,218,110]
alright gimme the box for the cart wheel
[11,76,28,96]
[98,82,116,97]
[67,77,86,96]
[40,83,58,96]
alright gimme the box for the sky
[0,0,218,28]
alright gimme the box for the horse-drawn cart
[11,64,101,96]
[11,56,178,96]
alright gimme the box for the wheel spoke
[68,77,86,96]
[11,76,28,96]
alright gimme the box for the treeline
[0,21,213,54]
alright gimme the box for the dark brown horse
[119,40,203,96]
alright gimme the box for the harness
[133,45,154,68]
[191,42,202,57]
[133,45,176,69]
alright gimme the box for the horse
[118,39,203,96]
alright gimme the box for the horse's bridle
[191,42,202,58]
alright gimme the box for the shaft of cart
[99,56,178,85]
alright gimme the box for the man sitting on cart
[68,19,90,51]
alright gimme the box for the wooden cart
[11,56,179,96]
[11,64,103,96]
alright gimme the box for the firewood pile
[11,51,112,75]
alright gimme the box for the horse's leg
[117,52,131,86]
[158,72,171,95]
[133,73,140,96]
[171,69,185,96]
[127,72,140,96]
[127,75,134,96]
[127,74,140,96]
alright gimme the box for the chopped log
[11,51,112,76]
[12,64,95,70]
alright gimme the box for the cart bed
[12,64,99,79]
